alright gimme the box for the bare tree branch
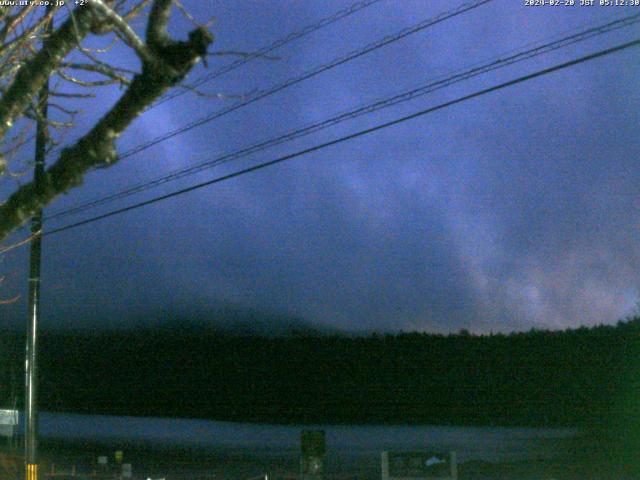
[0,0,213,241]
[61,61,133,83]
[0,5,97,141]
[56,69,123,87]
[88,0,154,63]
[123,0,152,21]
[146,0,172,50]
[0,294,20,304]
[0,228,40,254]
[0,5,36,45]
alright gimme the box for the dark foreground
[1,432,636,480]
[2,319,639,428]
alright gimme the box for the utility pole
[25,7,52,480]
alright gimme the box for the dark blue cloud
[1,0,639,333]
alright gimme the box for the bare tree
[0,0,213,244]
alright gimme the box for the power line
[43,0,387,160]
[42,37,640,238]
[153,0,385,108]
[44,12,640,222]
[116,0,493,159]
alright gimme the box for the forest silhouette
[0,317,638,439]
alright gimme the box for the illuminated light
[26,463,38,480]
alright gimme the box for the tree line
[0,318,638,431]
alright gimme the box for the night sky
[0,0,638,334]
